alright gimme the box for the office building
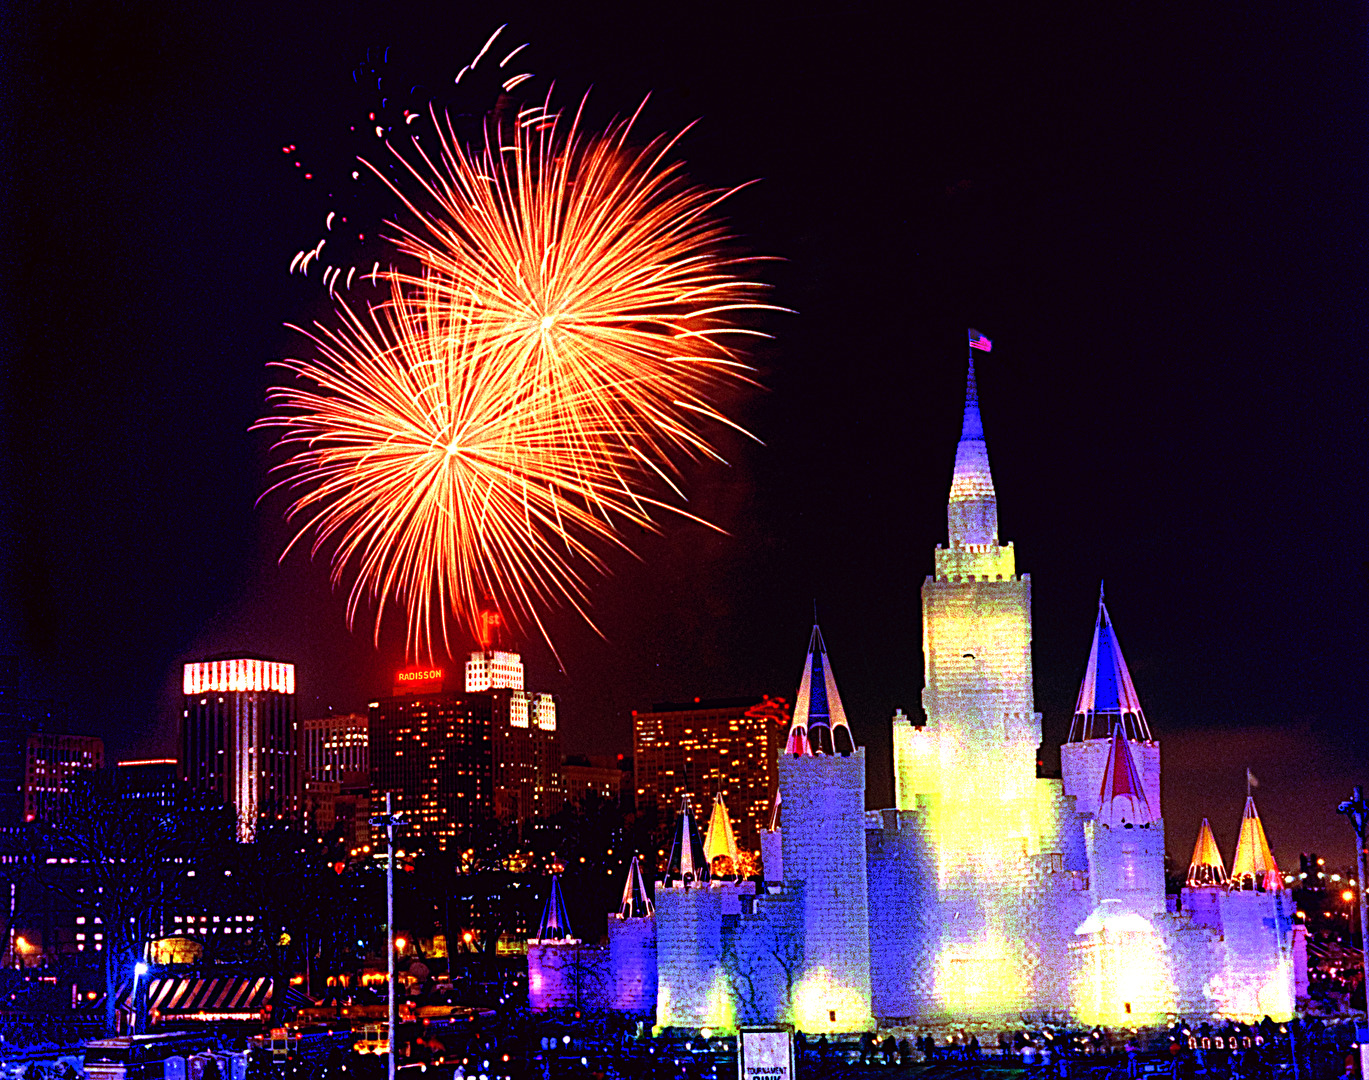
[632,695,791,858]
[22,733,104,823]
[301,711,368,785]
[369,652,561,852]
[115,759,181,809]
[561,754,627,809]
[181,656,298,841]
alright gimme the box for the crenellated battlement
[933,541,1017,581]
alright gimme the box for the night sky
[3,1,1366,870]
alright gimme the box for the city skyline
[3,0,1366,872]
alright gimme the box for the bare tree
[32,775,232,1032]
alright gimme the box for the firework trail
[265,71,778,658]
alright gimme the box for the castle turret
[529,875,606,1010]
[1096,724,1154,827]
[1187,818,1228,889]
[1062,588,1161,816]
[704,793,740,878]
[1231,795,1282,892]
[619,855,655,917]
[785,625,855,756]
[665,794,709,886]
[1216,796,1298,1018]
[1181,818,1228,929]
[1080,666,1166,915]
[537,875,574,941]
[655,796,756,1028]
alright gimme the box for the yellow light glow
[792,966,872,1033]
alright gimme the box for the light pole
[1337,787,1369,1070]
[132,961,149,1035]
[370,792,406,1080]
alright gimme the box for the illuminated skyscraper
[181,656,298,841]
[370,652,560,852]
[632,695,791,861]
[300,711,369,785]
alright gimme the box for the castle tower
[1061,588,1161,815]
[886,346,1046,1018]
[609,856,658,1014]
[704,793,740,878]
[528,875,589,1009]
[895,353,1040,813]
[778,623,873,1032]
[655,797,756,1029]
[1084,725,1166,914]
[1217,795,1298,1018]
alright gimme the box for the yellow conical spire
[1186,818,1229,888]
[1230,795,1281,891]
[704,793,739,877]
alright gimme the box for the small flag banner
[969,329,992,352]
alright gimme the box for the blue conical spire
[961,357,984,440]
[948,358,998,547]
[1068,584,1151,743]
[536,875,574,941]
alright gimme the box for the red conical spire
[1096,723,1155,826]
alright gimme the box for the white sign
[739,1027,794,1080]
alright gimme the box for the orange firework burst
[263,99,777,657]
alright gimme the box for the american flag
[968,329,992,352]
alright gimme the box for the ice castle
[528,357,1306,1030]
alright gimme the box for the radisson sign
[393,667,445,695]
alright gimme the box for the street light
[132,961,150,1035]
[370,791,406,1080]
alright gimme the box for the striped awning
[118,976,273,1019]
